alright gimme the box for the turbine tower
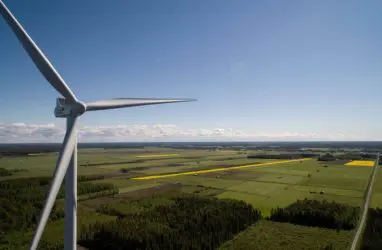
[0,1,195,249]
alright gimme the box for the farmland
[220,220,353,250]
[0,145,381,249]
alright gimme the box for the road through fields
[350,153,380,250]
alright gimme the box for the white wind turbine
[0,1,195,249]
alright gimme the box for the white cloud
[0,122,64,142]
[0,122,368,143]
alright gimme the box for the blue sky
[1,0,382,142]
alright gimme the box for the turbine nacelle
[54,98,86,118]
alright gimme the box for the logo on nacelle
[54,98,86,117]
[54,98,71,118]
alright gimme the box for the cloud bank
[0,122,365,143]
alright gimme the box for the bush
[120,168,129,173]
[317,153,336,161]
[0,167,13,176]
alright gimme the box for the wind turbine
[0,1,195,249]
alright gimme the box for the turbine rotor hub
[54,98,86,118]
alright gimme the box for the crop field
[345,160,375,167]
[370,165,382,208]
[0,147,379,248]
[219,220,352,250]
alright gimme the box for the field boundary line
[132,158,312,180]
[136,154,180,158]
[350,153,380,250]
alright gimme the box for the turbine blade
[30,116,78,250]
[86,98,196,111]
[0,1,77,102]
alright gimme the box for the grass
[220,220,353,250]
[303,175,367,191]
[255,174,306,184]
[92,177,154,189]
[118,182,161,193]
[39,205,116,244]
[214,160,370,216]
[226,181,287,196]
[218,191,268,209]
[370,168,382,208]
[160,175,245,189]
[137,165,198,175]
[95,157,199,170]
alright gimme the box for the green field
[0,147,379,249]
[220,220,353,250]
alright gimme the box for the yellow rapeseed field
[136,154,180,158]
[133,158,312,180]
[345,160,375,167]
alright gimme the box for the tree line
[269,199,359,230]
[317,153,379,162]
[247,153,319,160]
[77,175,105,182]
[57,182,118,199]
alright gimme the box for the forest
[269,199,359,230]
[0,176,117,242]
[79,196,261,250]
[361,208,382,249]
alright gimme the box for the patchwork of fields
[0,148,376,212]
[0,147,380,248]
